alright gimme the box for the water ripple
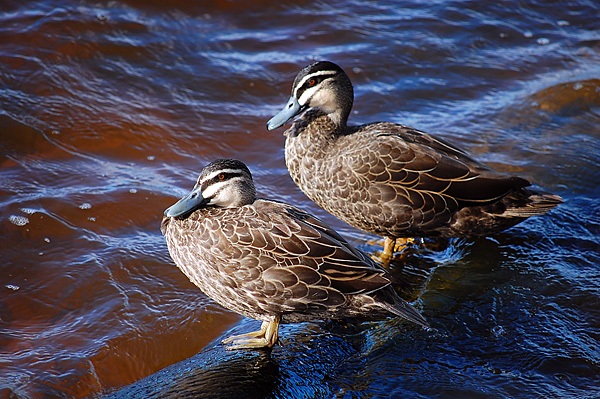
[1,0,600,397]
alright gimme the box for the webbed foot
[222,317,280,350]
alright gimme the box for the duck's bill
[267,96,301,130]
[164,186,208,218]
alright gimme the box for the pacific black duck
[161,159,428,350]
[267,61,562,260]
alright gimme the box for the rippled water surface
[1,0,599,397]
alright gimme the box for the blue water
[1,0,599,397]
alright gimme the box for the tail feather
[378,301,429,329]
[502,193,563,218]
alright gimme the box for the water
[1,0,599,397]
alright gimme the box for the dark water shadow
[99,315,405,398]
[100,321,280,398]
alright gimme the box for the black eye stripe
[298,73,336,94]
[203,172,244,190]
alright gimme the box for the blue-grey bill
[164,187,206,218]
[267,96,301,130]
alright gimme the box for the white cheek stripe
[201,175,244,199]
[293,70,338,98]
[297,85,320,107]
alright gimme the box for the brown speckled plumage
[267,61,562,255]
[161,159,427,349]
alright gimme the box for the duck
[267,61,562,261]
[161,159,428,350]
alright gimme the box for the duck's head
[267,61,354,130]
[164,159,256,218]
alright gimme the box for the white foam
[9,215,29,226]
[537,38,550,45]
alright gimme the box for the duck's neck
[321,104,349,128]
[285,108,345,140]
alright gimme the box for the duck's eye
[308,78,316,86]
[218,173,225,180]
